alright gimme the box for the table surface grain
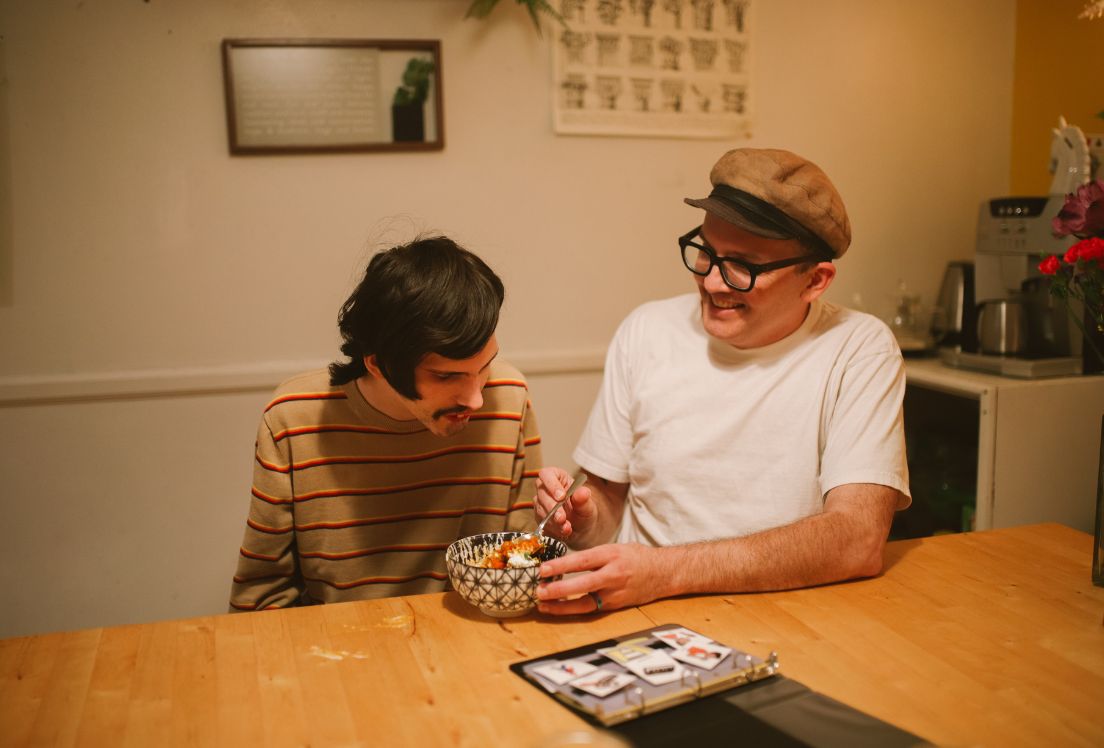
[2,523,1102,747]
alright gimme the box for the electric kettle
[931,261,976,350]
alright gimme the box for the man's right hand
[534,466,597,542]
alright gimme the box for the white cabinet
[904,359,1104,533]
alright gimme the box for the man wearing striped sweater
[230,237,542,610]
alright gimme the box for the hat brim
[683,197,791,241]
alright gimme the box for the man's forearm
[657,485,898,597]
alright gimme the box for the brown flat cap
[684,148,852,258]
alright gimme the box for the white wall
[0,0,1016,637]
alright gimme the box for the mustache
[432,405,470,419]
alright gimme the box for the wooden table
[2,523,1102,747]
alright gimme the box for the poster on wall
[552,0,752,139]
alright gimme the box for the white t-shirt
[574,294,911,547]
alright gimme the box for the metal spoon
[530,473,587,539]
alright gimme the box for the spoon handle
[536,473,587,536]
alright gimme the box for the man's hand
[535,543,668,615]
[534,466,597,542]
[532,482,902,615]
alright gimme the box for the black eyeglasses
[678,226,826,292]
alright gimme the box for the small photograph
[653,626,711,649]
[623,650,686,686]
[569,668,638,697]
[671,640,732,670]
[596,638,653,664]
[531,659,599,685]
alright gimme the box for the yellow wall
[1012,0,1104,194]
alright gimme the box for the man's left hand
[535,543,666,615]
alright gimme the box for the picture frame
[220,38,443,155]
[552,0,753,140]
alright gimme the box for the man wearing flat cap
[534,148,910,615]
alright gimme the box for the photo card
[653,626,712,649]
[596,637,653,665]
[531,659,599,686]
[671,641,732,671]
[569,668,638,698]
[623,650,685,686]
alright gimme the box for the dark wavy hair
[328,236,505,399]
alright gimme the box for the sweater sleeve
[228,416,305,612]
[504,395,543,532]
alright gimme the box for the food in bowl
[475,534,545,569]
[446,531,568,618]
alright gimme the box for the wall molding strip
[0,348,607,406]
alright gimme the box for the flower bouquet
[1042,178,1104,587]
[1039,178,1104,368]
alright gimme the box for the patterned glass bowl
[446,531,568,618]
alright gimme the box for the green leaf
[466,0,501,19]
[466,0,567,31]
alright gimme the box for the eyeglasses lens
[682,244,711,276]
[681,243,752,290]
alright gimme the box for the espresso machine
[939,195,1081,377]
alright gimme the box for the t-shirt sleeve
[819,340,911,507]
[573,315,636,484]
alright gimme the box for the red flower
[1064,244,1081,264]
[1076,236,1104,264]
[1038,255,1061,275]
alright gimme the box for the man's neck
[354,374,415,422]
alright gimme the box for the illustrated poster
[553,0,752,138]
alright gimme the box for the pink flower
[1052,179,1104,238]
[1038,255,1061,275]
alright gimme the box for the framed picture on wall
[552,0,753,139]
[221,38,444,154]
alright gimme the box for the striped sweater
[229,361,542,611]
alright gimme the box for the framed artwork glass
[221,38,443,154]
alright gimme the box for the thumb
[567,486,597,522]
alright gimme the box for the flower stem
[1062,295,1104,366]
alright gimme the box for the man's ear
[800,262,836,302]
[363,354,382,377]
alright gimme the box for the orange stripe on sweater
[484,378,527,389]
[252,486,293,505]
[232,572,293,584]
[294,476,513,503]
[264,391,346,412]
[296,504,520,531]
[299,543,451,561]
[239,547,280,562]
[305,571,449,589]
[272,423,425,442]
[256,456,290,474]
[469,411,521,422]
[247,519,293,535]
[291,444,515,470]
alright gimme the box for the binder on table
[511,623,927,747]
[510,623,779,727]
